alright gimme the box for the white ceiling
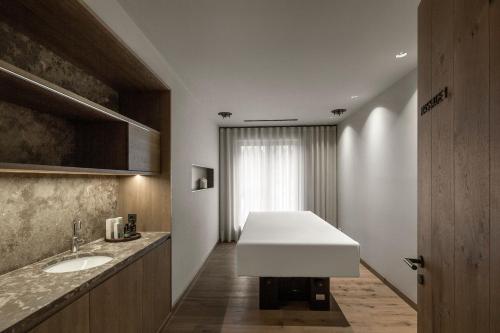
[118,0,419,126]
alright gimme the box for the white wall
[337,69,418,302]
[82,0,219,304]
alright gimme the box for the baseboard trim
[360,259,417,311]
[160,241,219,330]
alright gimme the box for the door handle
[403,256,424,270]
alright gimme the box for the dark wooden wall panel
[120,91,163,131]
[490,0,500,331]
[453,0,490,332]
[431,0,455,331]
[75,122,129,170]
[152,91,172,231]
[417,1,433,332]
[118,91,171,232]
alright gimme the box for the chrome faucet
[71,220,84,253]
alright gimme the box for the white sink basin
[43,254,113,273]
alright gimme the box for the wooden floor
[163,243,417,333]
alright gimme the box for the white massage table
[236,211,360,310]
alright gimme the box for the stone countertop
[0,232,170,333]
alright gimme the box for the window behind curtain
[219,126,336,242]
[236,139,302,228]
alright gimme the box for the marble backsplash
[0,175,119,275]
[0,19,122,275]
[0,101,76,165]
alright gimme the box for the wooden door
[417,0,498,332]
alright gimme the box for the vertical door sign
[420,87,449,115]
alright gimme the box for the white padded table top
[237,211,360,277]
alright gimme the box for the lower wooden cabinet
[29,294,89,333]
[142,240,172,333]
[90,259,143,333]
[29,239,171,333]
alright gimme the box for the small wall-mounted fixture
[218,112,232,119]
[395,51,408,59]
[331,108,347,117]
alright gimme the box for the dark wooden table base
[259,277,330,311]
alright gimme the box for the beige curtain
[219,126,337,242]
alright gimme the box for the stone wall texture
[0,21,119,111]
[0,101,76,165]
[0,175,118,275]
[0,21,120,274]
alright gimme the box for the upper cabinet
[0,0,169,175]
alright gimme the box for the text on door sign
[420,87,448,116]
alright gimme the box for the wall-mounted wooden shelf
[0,60,162,175]
[0,163,155,176]
[0,60,158,134]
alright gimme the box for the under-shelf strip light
[0,65,153,132]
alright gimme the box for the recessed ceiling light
[395,52,408,59]
[351,95,359,99]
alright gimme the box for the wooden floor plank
[162,244,416,333]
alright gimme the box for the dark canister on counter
[128,214,137,236]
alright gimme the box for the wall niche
[191,165,215,191]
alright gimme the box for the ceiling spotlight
[350,95,359,99]
[331,108,347,116]
[395,51,408,59]
[218,112,232,119]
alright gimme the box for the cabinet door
[128,125,160,173]
[29,294,89,333]
[90,259,143,333]
[142,239,172,333]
